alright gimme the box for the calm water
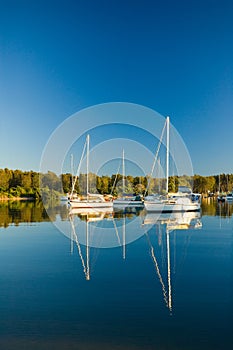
[0,199,232,350]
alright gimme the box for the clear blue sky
[0,0,233,175]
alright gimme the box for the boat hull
[113,199,144,208]
[69,200,113,209]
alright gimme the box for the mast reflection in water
[0,200,232,350]
[68,206,202,314]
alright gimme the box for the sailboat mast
[122,149,125,195]
[166,116,170,194]
[71,154,74,193]
[86,134,90,197]
[158,157,161,193]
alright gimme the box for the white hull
[113,199,144,208]
[69,200,113,209]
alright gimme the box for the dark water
[0,199,232,350]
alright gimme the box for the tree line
[0,168,233,199]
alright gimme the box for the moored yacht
[68,135,113,210]
[144,117,201,213]
[144,191,201,213]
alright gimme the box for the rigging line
[160,227,166,270]
[70,215,88,277]
[173,230,176,274]
[112,217,122,246]
[144,119,167,196]
[70,154,74,194]
[70,220,74,254]
[89,222,101,269]
[70,137,87,197]
[110,159,122,196]
[176,230,192,275]
[145,233,169,308]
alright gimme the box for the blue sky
[0,0,233,176]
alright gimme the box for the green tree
[41,171,61,192]
[0,169,12,191]
[61,173,72,193]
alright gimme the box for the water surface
[0,199,232,349]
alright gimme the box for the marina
[1,2,232,349]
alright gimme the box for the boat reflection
[68,208,202,314]
[142,211,202,313]
[143,211,202,230]
[69,207,128,280]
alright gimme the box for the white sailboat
[69,135,113,210]
[113,149,144,209]
[144,117,201,212]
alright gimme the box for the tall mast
[166,116,170,194]
[158,157,161,193]
[86,134,90,198]
[122,149,125,195]
[71,154,74,194]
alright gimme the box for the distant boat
[144,117,201,213]
[60,195,69,202]
[217,174,226,203]
[113,149,144,209]
[225,192,233,201]
[69,135,113,210]
[217,195,226,203]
